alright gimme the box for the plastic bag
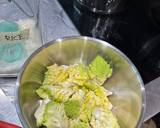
[0,0,42,76]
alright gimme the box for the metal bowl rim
[15,36,146,128]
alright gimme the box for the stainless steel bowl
[16,36,146,128]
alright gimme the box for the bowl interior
[17,37,145,128]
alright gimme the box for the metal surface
[144,77,160,121]
[16,36,146,128]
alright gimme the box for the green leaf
[73,121,89,128]
[67,64,89,85]
[36,85,75,102]
[89,55,112,85]
[43,101,69,128]
[34,99,49,127]
[64,100,80,119]
[43,64,69,86]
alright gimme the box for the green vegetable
[67,64,89,85]
[43,101,69,128]
[83,81,98,91]
[36,85,75,102]
[90,108,120,128]
[73,122,89,128]
[89,55,112,85]
[43,64,68,86]
[64,100,80,119]
[34,99,49,127]
[36,87,50,99]
[71,89,85,103]
[79,91,96,122]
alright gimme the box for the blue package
[0,21,26,63]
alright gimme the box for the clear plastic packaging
[0,0,42,76]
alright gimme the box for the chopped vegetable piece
[34,99,50,127]
[90,108,120,128]
[43,101,69,128]
[72,121,89,128]
[36,85,75,102]
[89,55,112,85]
[67,64,89,85]
[64,100,81,119]
[43,64,68,86]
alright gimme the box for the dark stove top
[58,0,160,84]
